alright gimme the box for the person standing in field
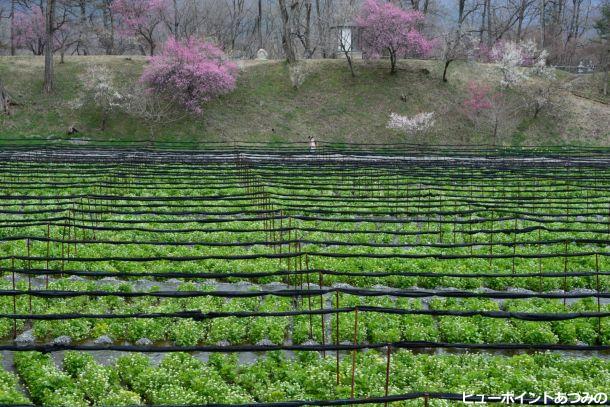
[308,136,317,153]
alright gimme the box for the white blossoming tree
[491,40,556,88]
[490,40,557,118]
[491,41,528,88]
[387,112,435,140]
[74,65,124,131]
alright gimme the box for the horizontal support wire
[3,391,601,407]
[1,287,609,300]
[3,267,610,280]
[1,306,609,322]
[1,236,609,249]
[1,251,609,262]
[2,340,610,353]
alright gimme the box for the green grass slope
[0,55,608,146]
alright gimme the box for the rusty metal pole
[335,290,340,385]
[306,255,313,339]
[11,257,16,339]
[512,217,517,275]
[596,253,601,344]
[563,240,568,307]
[538,228,542,290]
[350,307,359,400]
[489,212,494,270]
[383,345,391,407]
[319,270,326,357]
[26,239,31,313]
[46,223,50,288]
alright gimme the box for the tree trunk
[486,0,492,47]
[458,0,465,28]
[315,0,328,58]
[442,59,453,82]
[480,0,486,43]
[10,0,16,56]
[279,0,297,63]
[0,78,9,114]
[604,46,610,96]
[257,0,263,50]
[109,3,115,55]
[101,111,108,131]
[389,49,397,74]
[173,0,179,37]
[346,53,355,77]
[43,0,56,94]
[540,0,546,47]
[339,31,355,77]
[302,0,313,58]
[516,0,526,41]
[79,0,88,55]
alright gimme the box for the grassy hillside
[0,55,608,146]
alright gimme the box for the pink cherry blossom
[462,81,496,117]
[111,0,169,55]
[13,8,46,55]
[140,37,237,115]
[357,0,432,73]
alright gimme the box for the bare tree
[0,77,9,114]
[439,30,473,82]
[293,0,314,58]
[338,25,355,76]
[256,0,263,49]
[335,0,359,76]
[10,0,16,55]
[278,0,297,62]
[44,0,56,94]
[594,2,609,96]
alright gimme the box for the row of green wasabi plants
[0,356,30,405]
[1,238,609,291]
[12,350,610,406]
[3,279,610,346]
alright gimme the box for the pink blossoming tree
[463,81,494,114]
[357,0,432,73]
[14,8,75,62]
[140,37,237,115]
[462,80,518,144]
[13,8,46,55]
[111,0,169,56]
